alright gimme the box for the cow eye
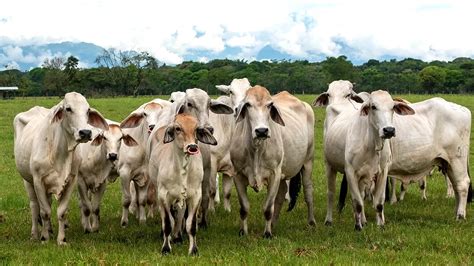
[170,100,174,103]
[143,113,148,117]
[66,107,72,112]
[345,94,351,98]
[187,103,193,108]
[371,105,377,110]
[229,91,233,95]
[175,127,182,133]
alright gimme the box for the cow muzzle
[382,127,395,139]
[255,127,269,139]
[185,143,200,155]
[107,153,118,161]
[78,129,92,142]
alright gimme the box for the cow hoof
[308,220,316,227]
[324,220,332,226]
[84,228,91,234]
[238,229,246,237]
[189,246,199,256]
[161,246,171,255]
[121,221,128,228]
[456,214,466,220]
[354,224,362,231]
[263,231,273,239]
[58,238,67,246]
[40,236,47,242]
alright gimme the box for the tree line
[1,48,474,97]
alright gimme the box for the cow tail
[287,172,302,212]
[468,156,472,203]
[337,174,348,213]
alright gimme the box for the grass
[0,94,473,264]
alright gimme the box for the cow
[312,80,365,225]
[76,121,138,233]
[117,99,171,226]
[14,92,108,245]
[211,78,252,212]
[344,90,415,230]
[231,86,316,238]
[148,113,217,255]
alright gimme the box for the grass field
[0,94,473,264]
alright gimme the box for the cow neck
[171,143,189,192]
[366,117,391,167]
[47,119,75,196]
[133,121,149,149]
[90,142,113,187]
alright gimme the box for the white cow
[211,78,252,212]
[14,92,108,245]
[312,80,364,225]
[148,114,217,255]
[76,121,138,233]
[344,90,415,230]
[231,86,316,238]
[117,99,171,226]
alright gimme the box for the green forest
[2,49,474,96]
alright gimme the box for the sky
[1,0,474,69]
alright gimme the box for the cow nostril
[149,125,155,131]
[255,128,269,138]
[79,129,92,140]
[206,126,214,135]
[383,127,396,137]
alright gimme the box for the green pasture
[0,94,473,264]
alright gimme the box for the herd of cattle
[13,78,472,255]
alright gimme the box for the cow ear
[235,102,249,123]
[312,92,329,107]
[215,85,231,94]
[52,106,64,123]
[360,103,370,116]
[163,126,175,143]
[122,134,138,146]
[394,103,415,115]
[269,103,285,126]
[197,128,218,146]
[175,102,185,115]
[91,133,104,146]
[351,93,364,103]
[88,108,109,130]
[210,100,234,114]
[120,113,144,128]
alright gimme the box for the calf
[344,90,415,230]
[231,86,315,238]
[148,114,217,255]
[14,92,108,244]
[76,122,137,233]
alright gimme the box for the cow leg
[56,175,76,245]
[208,159,218,213]
[147,181,157,218]
[420,176,427,200]
[446,160,470,220]
[77,178,92,233]
[234,174,249,236]
[372,173,387,227]
[222,173,233,212]
[324,166,337,225]
[346,167,364,230]
[271,179,288,226]
[215,174,221,204]
[23,180,40,240]
[262,171,281,238]
[91,182,106,232]
[399,181,407,201]
[120,174,132,227]
[446,175,455,198]
[159,203,172,255]
[33,178,52,242]
[186,195,201,256]
[129,181,138,216]
[172,206,185,244]
[137,179,148,225]
[301,160,316,226]
[389,177,398,204]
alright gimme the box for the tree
[419,66,447,93]
[321,56,354,81]
[42,57,66,70]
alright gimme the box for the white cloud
[1,0,473,65]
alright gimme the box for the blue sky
[1,0,473,70]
